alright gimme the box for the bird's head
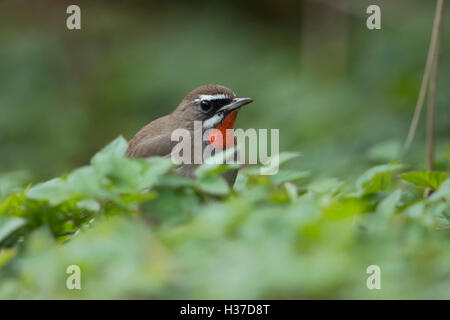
[173,84,253,148]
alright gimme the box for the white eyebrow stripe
[197,94,231,101]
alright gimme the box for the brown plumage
[126,84,253,186]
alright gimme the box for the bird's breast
[208,110,238,149]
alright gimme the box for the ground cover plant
[0,137,449,299]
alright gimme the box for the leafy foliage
[0,137,449,299]
[400,171,448,190]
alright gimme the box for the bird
[125,84,253,186]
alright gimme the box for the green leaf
[232,172,248,192]
[356,163,404,195]
[400,171,448,190]
[0,247,18,268]
[0,217,26,243]
[323,198,365,219]
[91,136,129,165]
[259,152,301,175]
[76,199,101,212]
[91,146,173,195]
[120,192,156,205]
[277,152,302,166]
[142,188,198,225]
[429,179,450,202]
[196,175,230,196]
[0,192,27,217]
[159,173,195,188]
[284,182,298,202]
[67,166,108,198]
[26,178,76,205]
[194,153,237,196]
[195,163,239,179]
[195,147,239,179]
[308,178,345,194]
[146,157,174,173]
[269,170,310,185]
[377,189,402,218]
[94,157,143,193]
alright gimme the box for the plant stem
[402,0,445,155]
[424,0,445,197]
[426,36,441,172]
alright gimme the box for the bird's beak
[219,97,253,113]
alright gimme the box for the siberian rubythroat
[126,84,253,186]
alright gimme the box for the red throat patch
[208,110,237,149]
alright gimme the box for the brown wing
[125,115,177,158]
[125,133,176,158]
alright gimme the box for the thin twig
[402,0,445,154]
[426,18,443,172]
[424,0,445,198]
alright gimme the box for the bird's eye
[200,100,212,112]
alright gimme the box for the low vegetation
[0,137,449,299]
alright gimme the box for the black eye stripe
[197,98,232,114]
[209,99,231,109]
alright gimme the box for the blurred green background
[0,0,450,300]
[1,0,449,181]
